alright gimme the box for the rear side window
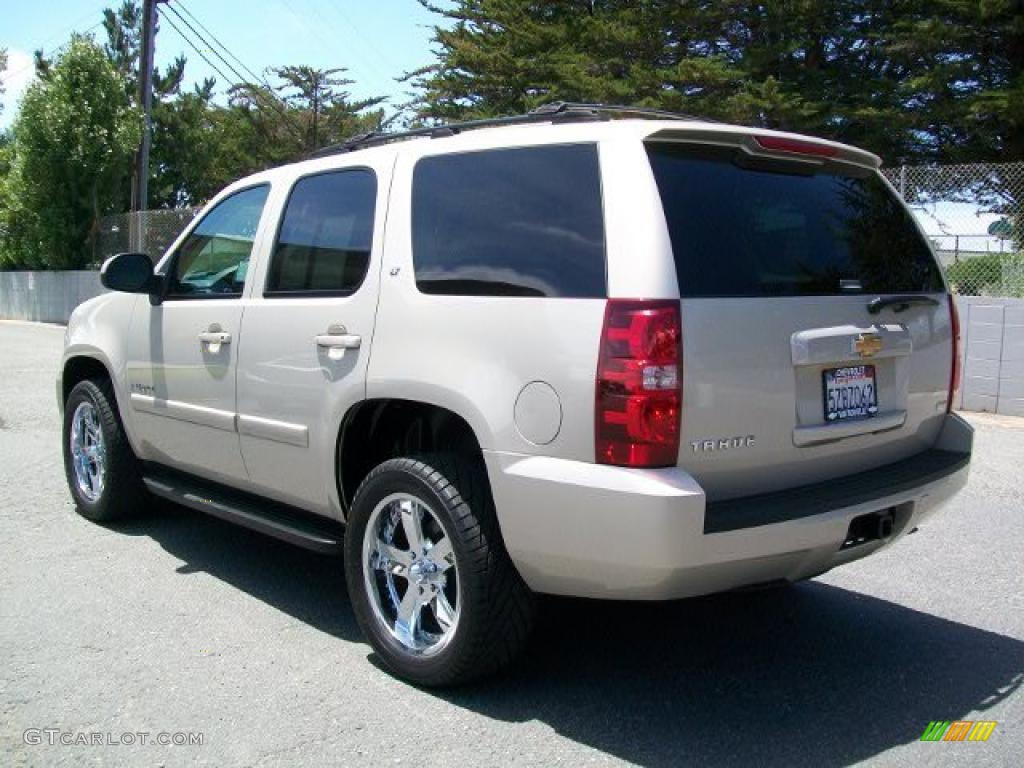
[266,169,376,296]
[646,143,945,297]
[411,144,606,298]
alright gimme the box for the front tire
[344,454,535,686]
[62,378,147,522]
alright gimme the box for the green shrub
[945,253,1024,297]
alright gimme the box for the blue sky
[1,0,444,129]
[0,2,1009,249]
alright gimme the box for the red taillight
[753,135,838,158]
[948,294,962,412]
[596,299,681,467]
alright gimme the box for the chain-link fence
[884,162,1023,297]
[93,208,199,266]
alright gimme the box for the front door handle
[197,331,232,345]
[315,330,362,350]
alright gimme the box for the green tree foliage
[0,36,140,269]
[12,2,386,218]
[96,3,384,208]
[273,65,385,149]
[99,0,186,98]
[0,47,8,115]
[225,66,386,170]
[0,48,10,250]
[405,0,1023,164]
[147,78,218,207]
[0,3,387,268]
[946,252,1024,297]
[168,66,386,210]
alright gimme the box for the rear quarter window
[646,143,945,297]
[411,144,606,298]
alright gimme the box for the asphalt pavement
[1,319,1021,767]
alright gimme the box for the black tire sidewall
[62,380,135,521]
[344,460,485,685]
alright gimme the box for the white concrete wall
[0,271,106,325]
[1,271,1021,417]
[957,296,1024,417]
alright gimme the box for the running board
[142,468,343,554]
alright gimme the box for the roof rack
[533,102,711,123]
[308,102,713,159]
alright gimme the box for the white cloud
[1,48,36,130]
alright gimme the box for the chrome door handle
[315,332,362,350]
[197,331,232,345]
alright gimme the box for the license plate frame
[823,365,878,423]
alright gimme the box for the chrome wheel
[69,401,106,502]
[362,493,459,656]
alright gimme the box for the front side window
[411,144,606,298]
[168,185,270,298]
[266,169,377,296]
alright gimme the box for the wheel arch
[61,353,114,405]
[59,347,142,458]
[336,398,490,518]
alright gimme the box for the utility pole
[132,0,164,214]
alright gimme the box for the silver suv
[58,104,973,686]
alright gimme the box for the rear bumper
[485,413,973,600]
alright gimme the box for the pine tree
[405,0,1023,164]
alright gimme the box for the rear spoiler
[645,126,881,172]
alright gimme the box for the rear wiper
[866,295,941,314]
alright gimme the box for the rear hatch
[645,136,954,501]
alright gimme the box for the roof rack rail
[308,102,714,159]
[532,101,714,123]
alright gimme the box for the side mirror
[100,252,156,294]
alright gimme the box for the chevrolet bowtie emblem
[854,332,883,358]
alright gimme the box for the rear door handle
[315,324,361,350]
[196,329,231,356]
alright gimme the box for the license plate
[823,365,878,422]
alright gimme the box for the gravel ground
[1,319,1021,768]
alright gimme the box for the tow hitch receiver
[841,507,902,550]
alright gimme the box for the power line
[159,11,236,90]
[304,0,388,80]
[168,0,387,144]
[270,0,381,86]
[162,2,292,115]
[272,0,344,59]
[160,7,283,124]
[161,2,305,142]
[166,1,293,116]
[174,0,272,90]
[323,0,398,75]
[162,3,262,90]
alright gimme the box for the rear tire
[62,378,147,522]
[344,454,535,686]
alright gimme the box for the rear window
[646,143,945,297]
[411,144,606,298]
[266,169,376,296]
